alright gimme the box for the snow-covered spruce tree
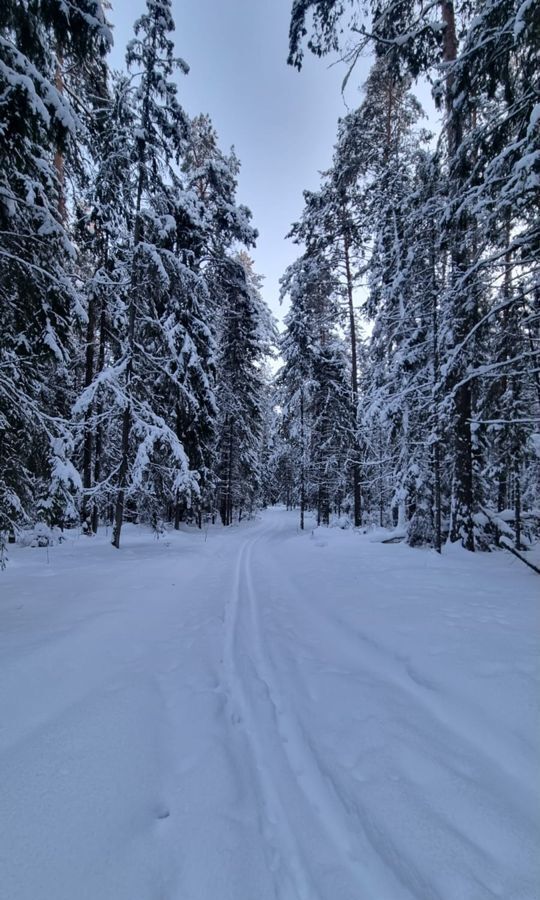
[334,59,433,540]
[310,336,354,524]
[278,256,318,530]
[214,253,276,525]
[258,367,281,509]
[98,0,212,549]
[441,0,540,549]
[268,412,300,511]
[358,151,445,544]
[0,0,111,542]
[71,73,136,534]
[279,250,354,527]
[427,0,539,550]
[283,57,446,545]
[179,113,258,524]
[401,153,446,550]
[183,113,257,261]
[182,118,263,526]
[288,177,364,525]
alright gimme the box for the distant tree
[215,254,276,525]
[279,250,354,527]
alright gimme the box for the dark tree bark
[112,117,146,548]
[343,219,362,527]
[300,389,305,530]
[91,292,107,534]
[440,0,476,551]
[81,292,96,528]
[431,235,442,553]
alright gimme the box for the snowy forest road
[1,508,539,900]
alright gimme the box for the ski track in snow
[1,508,539,900]
[223,528,368,899]
[223,534,315,899]
[260,577,530,900]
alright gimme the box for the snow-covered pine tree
[215,253,276,525]
[288,176,364,525]
[279,249,354,527]
[0,0,111,543]
[310,335,354,524]
[278,255,320,529]
[258,366,281,509]
[183,114,257,261]
[262,411,298,511]
[334,59,431,539]
[441,0,540,549]
[104,0,210,548]
[401,152,445,549]
[178,112,259,525]
[72,73,135,534]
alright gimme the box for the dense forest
[0,0,276,556]
[1,0,539,559]
[277,0,540,555]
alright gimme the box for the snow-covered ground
[1,508,538,900]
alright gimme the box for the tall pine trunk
[111,180,143,548]
[441,0,476,550]
[226,422,234,526]
[343,218,361,527]
[111,40,154,549]
[81,292,97,528]
[91,291,107,533]
[431,231,442,552]
[300,388,305,530]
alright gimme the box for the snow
[1,508,538,900]
[514,0,536,38]
[528,102,540,135]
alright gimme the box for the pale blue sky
[107,0,372,323]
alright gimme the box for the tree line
[0,0,276,556]
[272,0,539,551]
[1,0,538,559]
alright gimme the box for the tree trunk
[379,427,385,527]
[112,30,155,549]
[450,384,475,549]
[514,462,522,551]
[300,389,305,530]
[221,419,234,526]
[111,147,145,547]
[111,258,137,549]
[431,233,442,553]
[53,56,67,222]
[111,397,131,548]
[91,291,107,534]
[440,0,476,551]
[81,291,97,529]
[343,219,361,527]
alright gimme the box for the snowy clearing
[1,508,538,900]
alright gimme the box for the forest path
[222,517,370,899]
[1,508,539,900]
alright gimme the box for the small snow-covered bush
[331,514,352,530]
[18,523,65,548]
